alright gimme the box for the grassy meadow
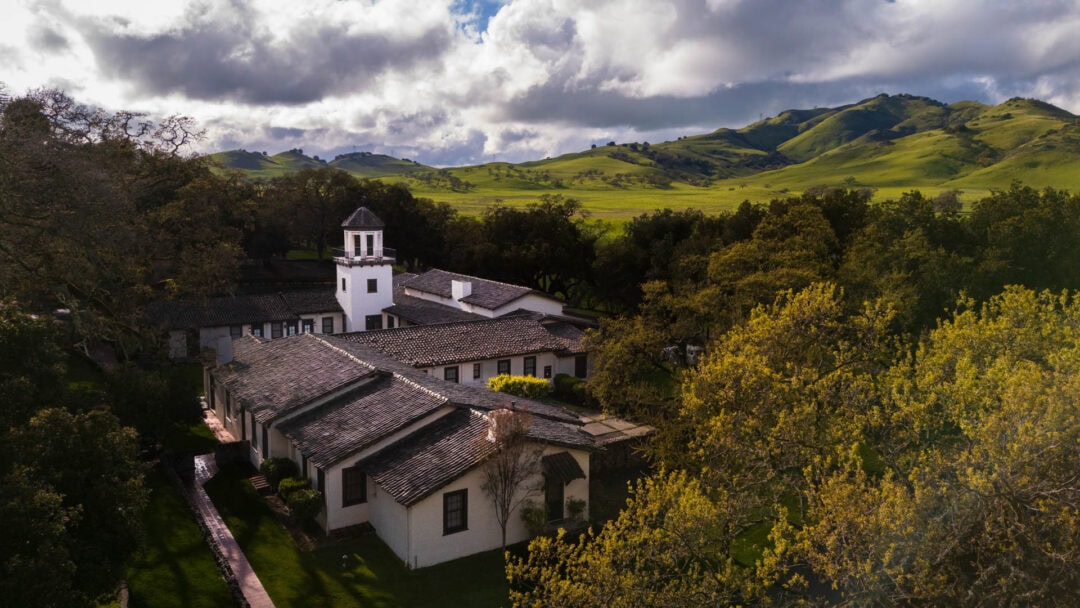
[209,94,1080,221]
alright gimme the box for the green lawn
[163,419,219,456]
[204,466,511,608]
[126,468,234,608]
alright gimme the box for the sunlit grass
[126,469,234,608]
[205,466,512,608]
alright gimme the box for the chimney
[451,279,472,301]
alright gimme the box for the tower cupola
[334,207,395,332]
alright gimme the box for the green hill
[207,95,1080,219]
[329,152,432,177]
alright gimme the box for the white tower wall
[334,208,397,332]
[336,262,394,332]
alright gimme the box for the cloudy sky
[4,0,1080,166]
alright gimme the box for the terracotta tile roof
[324,336,582,424]
[337,314,585,367]
[280,290,342,315]
[362,409,493,506]
[277,374,448,469]
[210,334,590,484]
[385,293,488,325]
[363,408,592,506]
[213,334,376,423]
[401,269,560,311]
[341,206,385,229]
[146,289,341,329]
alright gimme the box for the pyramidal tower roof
[342,207,385,230]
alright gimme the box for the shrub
[487,374,552,399]
[566,497,586,522]
[286,488,323,523]
[259,457,299,491]
[552,374,589,406]
[277,476,309,500]
[520,500,547,536]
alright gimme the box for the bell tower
[334,207,395,332]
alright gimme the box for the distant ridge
[206,94,1080,217]
[206,149,435,180]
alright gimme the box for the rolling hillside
[207,94,1080,219]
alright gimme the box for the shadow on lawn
[204,464,511,608]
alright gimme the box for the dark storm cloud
[29,24,70,52]
[404,128,488,166]
[490,0,1080,136]
[80,7,453,105]
[502,80,873,131]
[267,126,306,139]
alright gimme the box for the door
[545,475,563,522]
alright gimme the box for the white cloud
[3,0,1080,166]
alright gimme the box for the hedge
[487,374,552,399]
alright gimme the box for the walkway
[191,454,276,608]
[185,408,274,607]
[203,406,236,443]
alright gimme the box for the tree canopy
[0,89,249,357]
[0,304,146,607]
[511,284,1080,607]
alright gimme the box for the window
[301,319,314,334]
[473,363,481,379]
[301,454,309,479]
[444,366,459,383]
[285,321,298,336]
[251,413,258,448]
[367,278,377,293]
[316,468,325,493]
[225,394,233,420]
[574,354,587,378]
[261,426,268,458]
[497,359,511,375]
[366,233,375,256]
[387,316,396,329]
[543,365,552,379]
[271,323,283,339]
[342,466,367,506]
[365,315,383,330]
[230,325,242,338]
[524,356,537,377]
[341,278,347,292]
[251,324,263,338]
[443,489,468,535]
[322,317,334,334]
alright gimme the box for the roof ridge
[310,333,376,371]
[424,268,533,292]
[344,313,530,337]
[389,372,451,404]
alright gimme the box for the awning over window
[542,451,585,485]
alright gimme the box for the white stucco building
[205,333,592,568]
[151,206,589,364]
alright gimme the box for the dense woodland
[3,90,1080,606]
